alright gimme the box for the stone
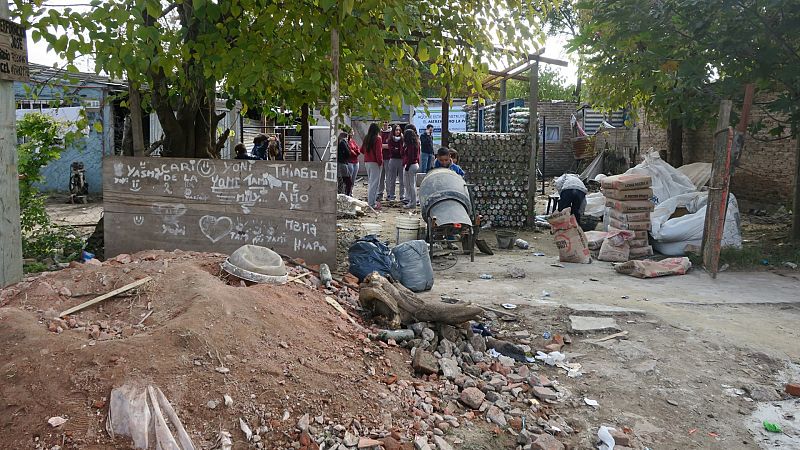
[297,413,310,431]
[460,387,485,409]
[437,339,455,358]
[610,429,631,447]
[744,384,780,402]
[47,416,67,427]
[59,286,72,297]
[421,328,436,342]
[439,324,461,343]
[471,351,485,363]
[382,436,401,450]
[532,386,559,401]
[517,365,530,378]
[517,429,532,445]
[223,394,233,407]
[344,432,359,447]
[410,322,429,337]
[358,437,382,448]
[414,435,432,450]
[470,334,487,352]
[432,436,454,450]
[786,383,800,397]
[531,434,564,450]
[207,400,218,409]
[486,405,507,427]
[413,350,439,375]
[439,358,461,380]
[569,316,621,333]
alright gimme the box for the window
[545,125,561,143]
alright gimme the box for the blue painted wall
[14,81,114,194]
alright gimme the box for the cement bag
[584,192,606,218]
[348,235,399,281]
[625,152,696,205]
[615,257,692,278]
[392,240,434,292]
[548,208,591,264]
[598,230,635,262]
[650,192,742,256]
[585,231,609,251]
[107,384,196,450]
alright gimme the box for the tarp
[677,162,713,190]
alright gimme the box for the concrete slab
[569,316,621,333]
[565,303,646,315]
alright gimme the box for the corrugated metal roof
[26,63,127,89]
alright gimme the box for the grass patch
[687,240,800,270]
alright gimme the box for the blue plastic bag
[348,235,399,282]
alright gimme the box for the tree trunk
[666,119,684,167]
[128,83,145,156]
[793,136,800,241]
[441,84,450,148]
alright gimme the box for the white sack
[584,192,606,218]
[625,152,696,205]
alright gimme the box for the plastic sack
[392,240,434,292]
[584,192,606,218]
[348,235,399,282]
[106,384,196,450]
[625,152,696,205]
[548,208,591,264]
[615,257,692,278]
[650,192,742,256]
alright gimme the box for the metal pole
[0,0,23,286]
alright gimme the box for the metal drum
[419,168,473,226]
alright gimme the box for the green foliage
[570,0,800,138]
[505,66,576,101]
[16,113,86,262]
[14,0,554,155]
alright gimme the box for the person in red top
[386,124,405,201]
[378,121,392,201]
[402,128,420,209]
[361,123,384,208]
[347,132,360,196]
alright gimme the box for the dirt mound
[0,250,410,449]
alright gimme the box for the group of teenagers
[338,121,465,210]
[234,133,283,160]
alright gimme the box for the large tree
[571,0,800,237]
[15,0,552,158]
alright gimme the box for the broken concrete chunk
[412,350,439,375]
[531,433,564,450]
[569,315,621,333]
[460,387,486,409]
[439,358,462,380]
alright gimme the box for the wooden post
[525,60,539,226]
[128,82,145,156]
[329,28,340,161]
[793,136,800,241]
[301,103,310,161]
[0,0,23,287]
[499,79,507,102]
[701,100,733,277]
[442,84,450,148]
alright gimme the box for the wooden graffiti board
[103,157,337,265]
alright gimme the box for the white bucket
[396,216,421,245]
[362,223,382,236]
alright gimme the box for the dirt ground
[340,179,800,449]
[19,184,800,449]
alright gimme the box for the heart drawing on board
[199,215,233,243]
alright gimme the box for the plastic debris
[763,421,782,433]
[479,274,493,280]
[532,252,546,256]
[223,394,233,407]
[501,303,518,310]
[542,331,552,340]
[541,290,551,298]
[48,416,67,427]
[375,329,415,342]
[240,418,253,441]
[471,323,493,337]
[535,351,566,366]
[584,398,599,408]
[598,425,616,450]
[217,431,233,450]
[515,238,530,249]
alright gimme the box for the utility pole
[525,59,540,226]
[329,27,340,161]
[0,0,24,286]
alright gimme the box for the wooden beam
[701,100,733,278]
[525,60,540,226]
[488,71,528,83]
[60,277,153,317]
[0,0,23,287]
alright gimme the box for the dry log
[359,272,482,327]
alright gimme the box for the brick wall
[639,103,798,207]
[535,101,580,176]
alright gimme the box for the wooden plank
[60,276,153,317]
[525,59,540,226]
[701,100,733,277]
[0,0,23,287]
[103,156,337,266]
